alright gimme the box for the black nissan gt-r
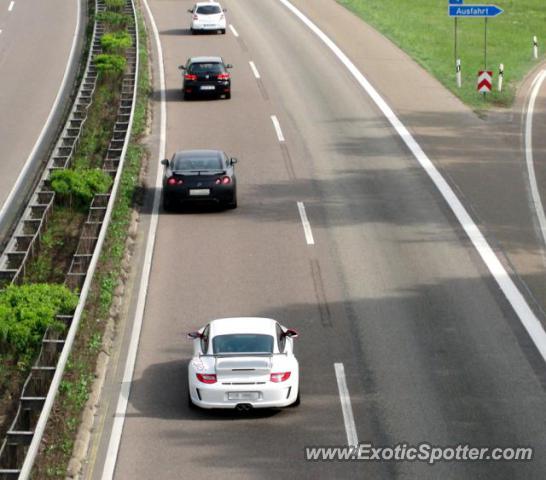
[161,149,238,210]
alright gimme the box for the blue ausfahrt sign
[449,4,503,17]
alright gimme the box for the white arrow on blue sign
[449,5,504,17]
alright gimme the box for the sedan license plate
[200,85,215,91]
[189,189,210,196]
[228,392,259,401]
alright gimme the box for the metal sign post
[448,1,504,96]
[450,0,464,85]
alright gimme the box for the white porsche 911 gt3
[187,317,300,410]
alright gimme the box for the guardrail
[0,0,86,252]
[0,0,105,287]
[0,0,139,477]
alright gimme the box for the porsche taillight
[270,372,291,383]
[197,373,217,384]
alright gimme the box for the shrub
[50,168,113,210]
[101,31,132,53]
[0,284,78,367]
[94,53,126,77]
[96,11,132,29]
[105,0,125,11]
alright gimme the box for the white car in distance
[187,317,300,410]
[188,2,227,35]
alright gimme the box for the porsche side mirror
[284,328,299,338]
[187,331,202,339]
[230,157,238,165]
[161,159,169,167]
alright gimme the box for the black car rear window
[213,334,274,354]
[188,62,224,74]
[195,5,221,14]
[173,153,222,171]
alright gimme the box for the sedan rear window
[188,62,224,74]
[213,334,274,354]
[195,5,221,14]
[173,154,222,171]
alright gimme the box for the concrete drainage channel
[0,0,138,477]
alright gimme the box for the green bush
[94,53,126,76]
[105,0,125,11]
[101,31,132,53]
[0,284,78,367]
[50,168,113,210]
[96,11,132,29]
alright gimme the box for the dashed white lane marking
[100,0,166,478]
[8,1,14,12]
[334,363,359,447]
[249,60,261,79]
[278,0,546,365]
[270,115,285,142]
[297,202,315,245]
[525,70,546,247]
[229,24,239,37]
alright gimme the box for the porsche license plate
[189,189,210,196]
[228,392,259,401]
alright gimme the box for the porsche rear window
[195,5,221,14]
[213,334,274,354]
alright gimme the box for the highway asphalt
[86,1,546,479]
[0,0,79,236]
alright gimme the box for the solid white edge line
[8,1,14,12]
[278,0,546,363]
[334,363,359,447]
[100,0,166,478]
[525,70,546,247]
[0,0,80,226]
[229,24,239,37]
[297,201,315,245]
[249,60,261,79]
[270,114,285,142]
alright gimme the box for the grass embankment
[0,0,135,468]
[337,0,546,108]
[32,10,149,478]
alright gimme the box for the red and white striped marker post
[477,70,493,95]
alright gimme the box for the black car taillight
[217,73,230,80]
[167,177,183,185]
[215,176,231,185]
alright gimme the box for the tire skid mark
[310,258,333,327]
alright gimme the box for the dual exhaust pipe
[235,403,253,412]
